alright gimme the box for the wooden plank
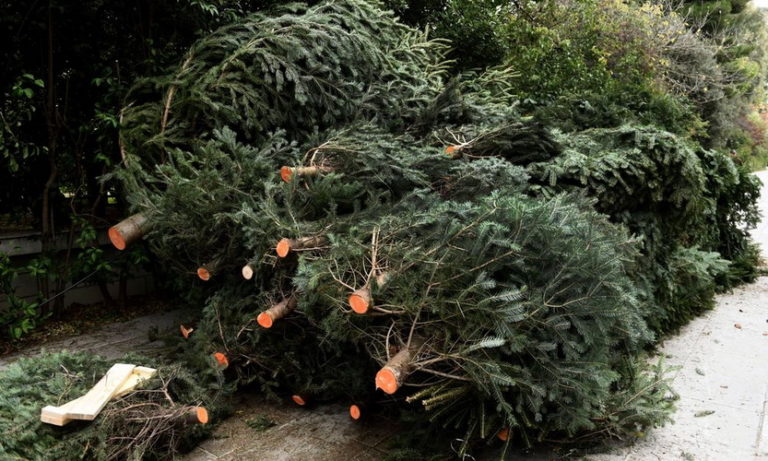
[112,366,156,399]
[58,363,135,421]
[40,405,70,426]
[40,364,157,426]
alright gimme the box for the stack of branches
[107,0,755,458]
[526,124,759,332]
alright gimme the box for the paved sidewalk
[0,309,185,370]
[185,395,400,461]
[589,279,768,460]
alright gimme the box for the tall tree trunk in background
[41,2,59,316]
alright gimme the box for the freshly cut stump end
[280,166,294,183]
[213,352,229,368]
[257,312,274,329]
[197,267,212,281]
[375,347,413,395]
[375,368,399,394]
[184,406,209,425]
[108,227,127,250]
[348,288,371,314]
[257,295,298,329]
[276,238,292,258]
[108,213,149,250]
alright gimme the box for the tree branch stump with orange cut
[280,165,333,183]
[182,406,210,425]
[375,345,415,395]
[257,294,298,328]
[275,236,327,258]
[349,272,390,314]
[108,213,150,250]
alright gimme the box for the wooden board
[41,364,156,426]
[112,366,155,398]
[65,363,136,420]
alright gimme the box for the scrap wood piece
[111,366,156,399]
[41,367,156,426]
[41,364,156,426]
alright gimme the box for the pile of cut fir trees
[5,0,757,459]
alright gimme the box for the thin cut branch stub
[257,295,298,328]
[212,352,229,368]
[197,258,222,281]
[108,213,150,250]
[197,264,215,281]
[445,145,463,159]
[349,272,388,314]
[241,264,255,280]
[375,347,413,395]
[280,165,332,183]
[180,324,194,339]
[276,236,326,258]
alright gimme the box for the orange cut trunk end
[375,347,413,395]
[196,407,209,424]
[280,165,330,183]
[276,238,292,258]
[197,267,211,281]
[497,427,510,441]
[348,288,371,314]
[213,352,229,368]
[241,264,255,280]
[185,406,209,424]
[182,406,209,424]
[257,295,298,329]
[276,236,326,258]
[445,145,462,158]
[108,213,149,250]
[108,227,126,250]
[280,166,294,183]
[375,368,399,394]
[349,404,362,420]
[180,324,194,339]
[257,312,274,329]
[291,394,307,406]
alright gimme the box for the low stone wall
[0,229,154,310]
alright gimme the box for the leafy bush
[0,253,46,339]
